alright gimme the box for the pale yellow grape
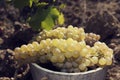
[52,39,60,47]
[56,39,64,51]
[27,44,34,51]
[72,51,79,58]
[58,32,64,38]
[74,44,81,51]
[45,39,52,47]
[104,49,113,58]
[98,57,107,66]
[59,41,67,52]
[64,52,72,58]
[66,32,73,38]
[52,48,61,56]
[45,46,51,53]
[67,43,75,52]
[86,45,91,52]
[21,45,28,53]
[84,59,91,66]
[58,54,65,63]
[14,47,21,53]
[80,33,85,41]
[79,63,87,71]
[51,56,58,63]
[90,47,98,56]
[73,34,79,40]
[46,38,51,43]
[46,31,50,36]
[27,43,36,56]
[40,40,47,48]
[19,51,28,59]
[90,56,98,64]
[68,25,74,29]
[79,41,86,48]
[32,41,40,51]
[67,38,74,44]
[106,57,112,65]
[14,47,21,59]
[80,48,88,57]
[52,30,59,37]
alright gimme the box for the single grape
[27,44,34,52]
[105,57,112,65]
[84,59,91,66]
[80,48,88,57]
[21,45,28,53]
[90,56,98,65]
[63,62,72,69]
[58,54,65,63]
[32,41,40,51]
[98,57,107,66]
[79,63,87,71]
[50,56,58,63]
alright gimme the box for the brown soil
[0,0,120,80]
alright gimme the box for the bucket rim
[31,63,104,76]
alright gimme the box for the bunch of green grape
[33,25,100,46]
[35,25,86,42]
[14,38,113,72]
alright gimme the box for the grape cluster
[14,40,113,72]
[35,25,85,42]
[85,33,100,46]
[34,25,100,46]
[14,25,113,72]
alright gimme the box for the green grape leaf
[50,7,60,16]
[29,0,33,7]
[14,0,29,9]
[58,13,64,25]
[29,11,45,30]
[29,6,64,31]
[29,0,39,7]
[41,15,54,30]
[50,7,60,20]
[29,7,54,30]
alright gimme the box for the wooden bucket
[30,63,107,80]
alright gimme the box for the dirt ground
[0,0,120,80]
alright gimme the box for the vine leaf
[29,7,64,31]
[13,0,64,31]
[29,0,33,7]
[58,13,64,25]
[41,15,54,30]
